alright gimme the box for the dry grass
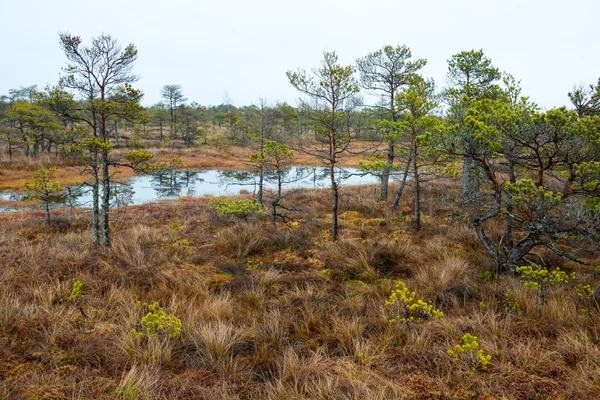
[0,178,599,399]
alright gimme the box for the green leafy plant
[246,259,263,271]
[66,280,83,302]
[447,333,491,371]
[132,302,182,339]
[478,270,494,281]
[354,351,366,365]
[172,238,192,254]
[516,265,573,317]
[503,294,521,315]
[574,283,595,313]
[385,280,443,325]
[209,198,265,219]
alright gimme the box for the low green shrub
[385,280,443,325]
[133,302,182,340]
[447,333,491,371]
[516,265,573,317]
[209,198,265,219]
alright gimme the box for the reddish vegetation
[0,180,598,399]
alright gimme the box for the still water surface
[0,166,381,212]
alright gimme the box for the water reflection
[149,170,202,198]
[0,166,379,211]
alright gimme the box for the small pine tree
[24,167,64,224]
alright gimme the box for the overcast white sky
[1,0,598,109]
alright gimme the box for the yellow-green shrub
[209,198,265,218]
[385,280,443,325]
[516,265,573,317]
[447,333,491,371]
[133,302,182,340]
[66,280,83,302]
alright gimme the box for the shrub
[516,265,573,317]
[66,280,82,302]
[503,294,521,315]
[246,259,263,271]
[133,302,182,340]
[209,198,265,219]
[447,333,491,371]
[574,283,595,313]
[385,280,443,325]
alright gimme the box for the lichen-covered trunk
[505,238,541,272]
[101,148,111,247]
[472,163,503,273]
[91,148,100,246]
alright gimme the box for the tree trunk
[271,201,277,226]
[462,155,473,202]
[472,187,502,273]
[271,171,283,226]
[391,155,412,211]
[44,195,51,225]
[330,164,339,241]
[67,187,74,220]
[380,143,394,201]
[506,237,540,272]
[593,283,600,304]
[257,164,264,206]
[504,160,516,251]
[413,161,421,231]
[91,148,100,246]
[101,148,111,247]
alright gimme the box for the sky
[1,0,599,110]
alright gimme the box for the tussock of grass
[414,255,474,306]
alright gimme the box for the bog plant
[574,283,595,313]
[385,280,443,325]
[246,259,263,271]
[447,333,491,371]
[209,197,265,219]
[516,265,573,317]
[132,302,182,340]
[503,294,521,315]
[66,280,83,302]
